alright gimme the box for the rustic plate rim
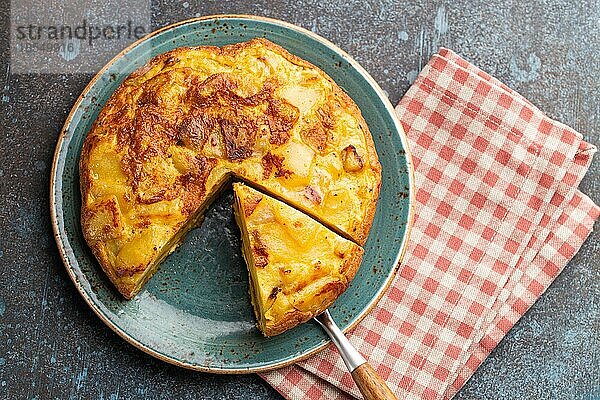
[49,14,415,374]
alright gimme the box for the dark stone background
[0,1,598,399]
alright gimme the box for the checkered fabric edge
[260,49,599,400]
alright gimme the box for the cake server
[314,310,398,400]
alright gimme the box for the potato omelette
[233,183,363,336]
[79,38,380,333]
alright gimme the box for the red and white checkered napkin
[260,48,599,400]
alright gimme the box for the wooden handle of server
[351,362,399,400]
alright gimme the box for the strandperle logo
[14,19,147,48]
[10,0,151,73]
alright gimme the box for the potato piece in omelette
[233,183,363,336]
[79,38,380,300]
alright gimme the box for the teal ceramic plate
[50,15,414,373]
